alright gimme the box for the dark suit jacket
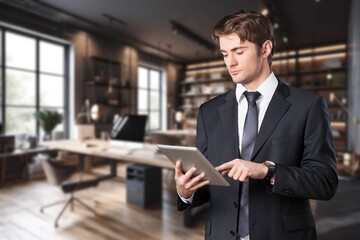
[178,81,338,240]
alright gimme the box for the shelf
[180,92,227,98]
[331,121,346,131]
[180,78,229,85]
[92,102,128,108]
[86,81,131,89]
[302,85,346,91]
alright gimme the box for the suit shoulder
[286,84,322,102]
[199,90,234,111]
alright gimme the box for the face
[219,33,270,90]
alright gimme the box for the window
[137,66,164,131]
[0,29,68,139]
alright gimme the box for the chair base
[40,193,97,228]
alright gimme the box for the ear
[262,40,273,58]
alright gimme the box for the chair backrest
[40,157,74,186]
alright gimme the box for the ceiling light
[274,22,279,29]
[170,20,215,52]
[261,8,269,16]
[282,36,288,43]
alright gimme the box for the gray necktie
[239,91,261,237]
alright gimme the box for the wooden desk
[0,147,55,187]
[41,139,173,175]
[41,139,201,227]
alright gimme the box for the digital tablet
[157,144,229,186]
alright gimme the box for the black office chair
[40,157,101,227]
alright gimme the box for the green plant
[35,110,63,137]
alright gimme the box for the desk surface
[0,146,51,158]
[41,139,174,169]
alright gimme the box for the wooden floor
[0,176,205,240]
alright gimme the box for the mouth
[230,70,240,75]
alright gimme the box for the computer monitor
[110,115,147,143]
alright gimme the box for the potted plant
[35,110,63,140]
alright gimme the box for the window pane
[5,107,36,135]
[6,69,36,106]
[138,67,148,88]
[6,32,36,70]
[150,90,160,111]
[150,70,160,90]
[137,89,148,110]
[40,74,64,107]
[40,41,64,75]
[150,111,160,130]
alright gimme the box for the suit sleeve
[271,96,338,200]
[178,105,210,211]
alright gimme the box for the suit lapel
[251,82,291,160]
[219,90,239,158]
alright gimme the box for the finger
[189,172,206,185]
[184,167,197,180]
[185,172,206,190]
[221,170,230,176]
[175,161,183,178]
[215,161,235,172]
[228,166,238,178]
[239,169,249,182]
[189,180,210,192]
[233,170,241,180]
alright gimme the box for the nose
[227,54,237,68]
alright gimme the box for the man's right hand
[175,161,210,199]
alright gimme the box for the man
[175,10,338,240]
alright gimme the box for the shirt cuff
[177,190,194,204]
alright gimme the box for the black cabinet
[126,164,162,208]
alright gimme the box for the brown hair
[212,10,275,66]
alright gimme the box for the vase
[43,132,52,141]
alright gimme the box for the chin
[231,77,245,84]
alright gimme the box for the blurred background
[0,0,359,239]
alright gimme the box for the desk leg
[110,159,117,177]
[78,155,84,171]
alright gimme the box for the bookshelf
[85,56,133,136]
[179,43,347,152]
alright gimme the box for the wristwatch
[263,161,276,181]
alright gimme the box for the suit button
[233,202,238,208]
[230,231,235,236]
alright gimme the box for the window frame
[137,65,164,131]
[0,26,70,139]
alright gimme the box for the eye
[236,51,244,55]
[222,54,228,58]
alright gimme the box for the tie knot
[243,91,261,103]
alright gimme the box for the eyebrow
[220,46,248,54]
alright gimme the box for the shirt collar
[235,72,278,103]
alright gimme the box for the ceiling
[0,0,351,63]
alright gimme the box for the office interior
[0,0,359,239]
